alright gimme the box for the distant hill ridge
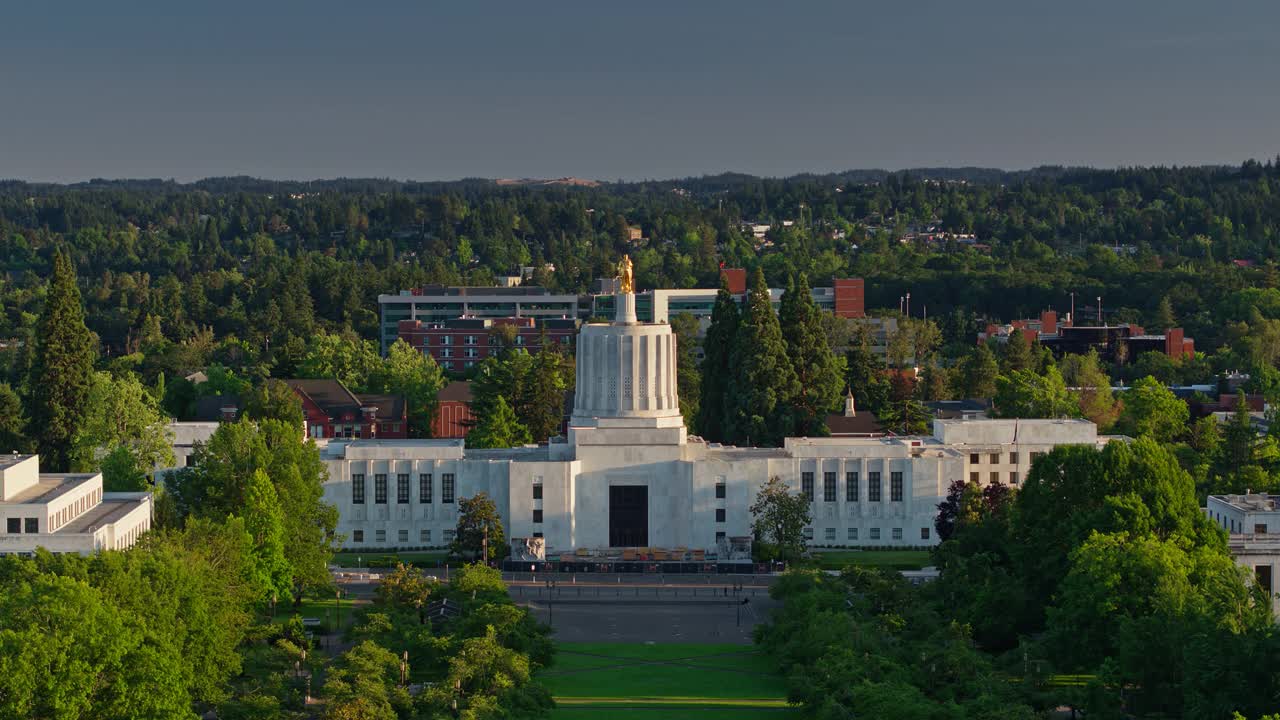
[0,162,1254,194]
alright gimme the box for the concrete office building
[0,454,152,555]
[322,286,1113,559]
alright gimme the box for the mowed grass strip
[808,549,931,571]
[543,643,791,706]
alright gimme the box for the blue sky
[1,1,1277,181]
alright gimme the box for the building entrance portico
[609,485,648,547]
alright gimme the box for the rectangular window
[824,527,836,541]
[352,474,366,504]
[442,474,455,503]
[1258,565,1274,596]
[1010,472,1019,485]
[420,529,431,543]
[868,472,881,502]
[375,529,386,543]
[715,482,726,499]
[1256,524,1269,535]
[846,471,858,502]
[990,472,999,484]
[823,472,836,503]
[443,530,456,543]
[892,528,903,540]
[533,509,543,524]
[989,452,999,464]
[848,527,858,540]
[398,529,408,543]
[715,508,726,522]
[803,527,814,541]
[533,484,543,500]
[6,518,19,533]
[533,531,544,538]
[715,531,726,542]
[890,472,903,502]
[870,527,881,540]
[374,474,388,504]
[969,453,980,464]
[352,529,364,543]
[397,474,410,504]
[969,471,979,483]
[1030,451,1043,463]
[801,472,814,501]
[419,474,432,503]
[921,527,931,540]
[1009,452,1019,464]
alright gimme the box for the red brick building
[285,379,408,440]
[832,278,866,319]
[396,317,576,372]
[431,381,474,439]
[979,310,1194,364]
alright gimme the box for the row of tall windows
[802,471,904,502]
[352,473,454,504]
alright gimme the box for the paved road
[332,569,780,644]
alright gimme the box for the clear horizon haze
[2,0,1278,183]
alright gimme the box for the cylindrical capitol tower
[570,290,681,423]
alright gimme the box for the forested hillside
[3,160,1280,382]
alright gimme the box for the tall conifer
[781,273,842,436]
[726,268,799,446]
[696,275,739,442]
[28,250,96,471]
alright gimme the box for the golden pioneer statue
[618,254,634,294]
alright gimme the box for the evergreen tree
[780,273,843,437]
[468,396,531,449]
[696,276,739,442]
[0,382,29,453]
[670,312,702,433]
[27,250,97,471]
[1217,391,1261,490]
[1152,295,1177,330]
[916,362,952,402]
[525,349,571,442]
[1000,331,1032,373]
[959,341,1000,399]
[844,326,891,416]
[726,268,800,446]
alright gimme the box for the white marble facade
[320,292,1115,554]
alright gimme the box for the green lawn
[807,549,932,571]
[330,550,450,568]
[270,596,363,627]
[542,642,799,719]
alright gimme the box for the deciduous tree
[452,492,507,561]
[749,476,811,562]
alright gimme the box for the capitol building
[319,287,1112,558]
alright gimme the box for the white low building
[1206,493,1280,615]
[319,289,1114,557]
[0,454,152,555]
